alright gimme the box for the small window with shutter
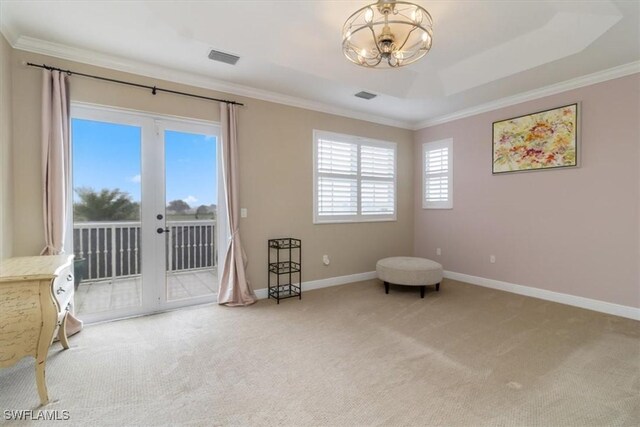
[423,138,453,209]
[313,130,397,223]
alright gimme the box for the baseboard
[444,270,640,321]
[254,271,377,299]
[252,269,639,321]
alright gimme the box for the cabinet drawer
[52,265,74,312]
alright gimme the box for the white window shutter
[361,145,395,178]
[361,180,394,215]
[314,131,397,223]
[361,145,395,215]
[317,139,358,175]
[317,176,358,216]
[423,139,453,209]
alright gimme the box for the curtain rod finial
[21,60,27,67]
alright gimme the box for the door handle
[157,227,170,234]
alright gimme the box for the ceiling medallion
[342,0,433,68]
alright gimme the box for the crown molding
[413,60,640,130]
[5,32,638,133]
[0,19,19,47]
[8,35,414,130]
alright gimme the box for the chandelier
[342,0,433,68]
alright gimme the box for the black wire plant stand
[268,238,301,304]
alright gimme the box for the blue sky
[72,119,217,207]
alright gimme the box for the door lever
[156,227,170,234]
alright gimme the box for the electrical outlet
[322,255,330,266]
[240,208,247,218]
[490,255,496,264]
[436,248,441,256]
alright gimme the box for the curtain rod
[26,62,244,106]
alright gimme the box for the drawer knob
[56,287,65,295]
[67,274,73,281]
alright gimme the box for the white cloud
[183,195,198,204]
[131,174,141,183]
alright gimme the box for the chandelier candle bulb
[342,0,433,68]
[365,7,374,23]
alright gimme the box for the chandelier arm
[396,26,419,52]
[367,25,384,57]
[363,56,384,68]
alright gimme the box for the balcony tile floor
[75,269,217,316]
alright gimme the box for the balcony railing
[73,220,217,281]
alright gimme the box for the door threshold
[81,300,219,327]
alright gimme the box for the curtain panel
[41,70,70,256]
[41,69,82,335]
[217,103,257,306]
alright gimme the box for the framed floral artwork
[492,103,579,174]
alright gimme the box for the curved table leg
[58,312,70,350]
[35,325,55,405]
[35,359,49,405]
[36,295,57,406]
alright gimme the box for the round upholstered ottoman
[376,257,443,298]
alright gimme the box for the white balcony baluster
[73,220,216,282]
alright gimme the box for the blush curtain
[217,103,257,306]
[41,69,83,335]
[41,69,70,256]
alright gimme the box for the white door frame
[69,102,227,323]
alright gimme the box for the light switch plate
[240,208,247,218]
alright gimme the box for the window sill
[313,217,397,225]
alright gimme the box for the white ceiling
[1,1,639,129]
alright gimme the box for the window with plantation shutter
[314,130,396,223]
[423,139,453,209]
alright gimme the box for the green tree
[195,205,208,219]
[73,187,140,221]
[194,205,216,220]
[167,199,190,214]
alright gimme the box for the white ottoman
[376,257,443,298]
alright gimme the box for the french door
[70,104,224,323]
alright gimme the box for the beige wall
[0,34,13,260]
[10,44,636,308]
[10,49,414,288]
[414,74,640,308]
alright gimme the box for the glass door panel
[71,118,143,318]
[163,128,218,304]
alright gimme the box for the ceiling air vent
[208,49,240,65]
[355,91,377,100]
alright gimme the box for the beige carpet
[1,279,639,426]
